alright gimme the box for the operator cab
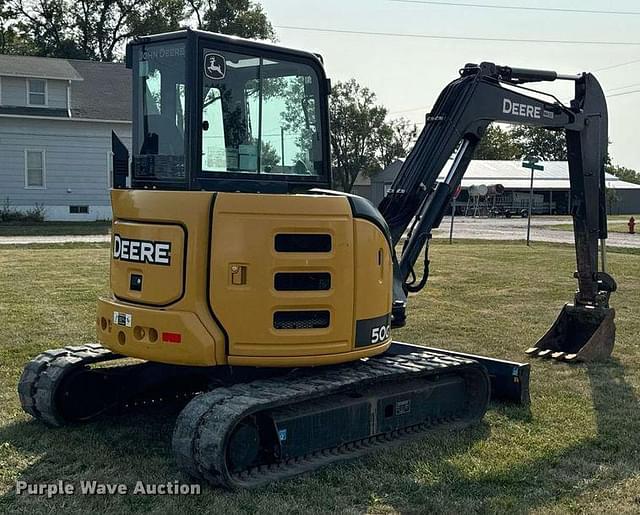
[122,29,331,193]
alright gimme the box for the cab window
[201,50,323,177]
[133,42,186,181]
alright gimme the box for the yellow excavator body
[96,189,393,367]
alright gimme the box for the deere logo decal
[501,98,555,120]
[204,52,226,80]
[113,234,171,265]
[502,98,541,119]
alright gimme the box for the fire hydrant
[629,216,636,234]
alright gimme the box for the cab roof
[127,28,325,67]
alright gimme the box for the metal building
[353,159,640,214]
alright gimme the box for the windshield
[200,50,323,177]
[133,41,186,181]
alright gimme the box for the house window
[69,206,89,214]
[28,79,47,106]
[25,150,45,188]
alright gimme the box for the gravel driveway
[0,216,637,248]
[433,216,638,248]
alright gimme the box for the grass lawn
[0,240,639,513]
[0,221,111,237]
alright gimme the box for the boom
[379,62,616,360]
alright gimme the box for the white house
[0,54,131,221]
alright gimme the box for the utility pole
[281,127,285,166]
[449,185,462,244]
[522,157,544,246]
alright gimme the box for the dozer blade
[526,304,615,362]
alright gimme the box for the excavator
[19,29,617,488]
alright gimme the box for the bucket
[526,304,616,362]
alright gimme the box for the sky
[258,0,640,170]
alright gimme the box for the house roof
[370,159,640,190]
[0,54,131,122]
[67,60,131,121]
[0,54,83,81]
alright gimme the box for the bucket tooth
[528,304,616,363]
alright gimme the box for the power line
[607,89,640,98]
[608,82,640,93]
[389,0,640,16]
[594,58,640,72]
[275,25,640,46]
[388,105,430,115]
[390,89,640,102]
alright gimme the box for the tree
[10,0,186,60]
[510,126,567,161]
[473,124,520,160]
[11,0,78,58]
[260,141,280,171]
[1,0,36,54]
[279,76,317,166]
[329,79,417,192]
[330,80,386,192]
[605,187,619,215]
[73,0,187,61]
[375,117,418,168]
[127,0,187,37]
[473,125,567,161]
[187,0,274,40]
[606,164,640,185]
[7,0,273,60]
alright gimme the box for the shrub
[23,204,46,222]
[0,198,46,223]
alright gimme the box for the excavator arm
[379,62,616,361]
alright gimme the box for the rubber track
[18,344,120,427]
[172,350,489,489]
